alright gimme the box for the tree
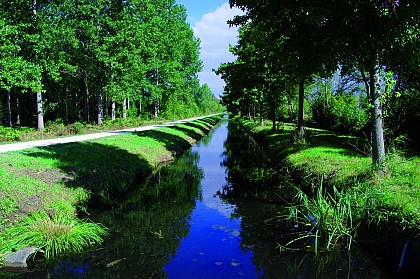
[228,0,337,138]
[227,0,420,173]
[0,0,206,128]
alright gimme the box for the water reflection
[2,150,203,279]
[164,119,261,279]
[222,120,386,278]
[2,118,388,278]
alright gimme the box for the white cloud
[192,2,243,97]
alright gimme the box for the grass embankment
[0,114,223,263]
[237,117,419,248]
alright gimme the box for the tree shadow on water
[24,142,152,207]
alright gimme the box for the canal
[3,117,387,278]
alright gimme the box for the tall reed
[281,183,358,254]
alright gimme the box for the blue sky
[177,0,228,24]
[176,1,243,97]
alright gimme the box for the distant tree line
[216,0,420,172]
[0,0,223,130]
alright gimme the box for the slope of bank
[234,116,420,273]
[0,114,223,264]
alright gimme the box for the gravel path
[0,114,219,153]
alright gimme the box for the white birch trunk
[370,60,386,173]
[111,101,116,120]
[123,98,127,119]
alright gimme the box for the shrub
[73,122,84,134]
[0,127,21,142]
[311,93,369,134]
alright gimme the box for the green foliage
[0,127,21,142]
[0,196,19,228]
[225,0,420,170]
[311,93,369,133]
[73,122,84,135]
[0,211,107,259]
[45,120,67,136]
[0,0,207,128]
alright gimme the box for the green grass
[280,183,357,254]
[238,117,420,234]
[0,114,223,261]
[0,211,106,259]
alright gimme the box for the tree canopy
[0,0,223,129]
[218,0,420,171]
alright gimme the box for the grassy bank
[0,114,223,262]
[236,117,420,246]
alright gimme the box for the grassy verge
[235,117,420,249]
[0,114,223,261]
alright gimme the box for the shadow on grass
[264,127,369,159]
[24,142,152,207]
[169,125,205,141]
[254,124,373,189]
[134,128,193,157]
[179,122,211,135]
[21,116,222,208]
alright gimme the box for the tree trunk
[97,78,103,125]
[65,83,69,124]
[36,80,44,130]
[272,102,277,131]
[75,80,79,120]
[111,101,116,120]
[123,98,127,119]
[154,97,159,118]
[259,99,264,126]
[7,88,12,127]
[84,74,90,123]
[16,93,20,125]
[97,90,103,124]
[271,85,277,132]
[139,98,142,114]
[297,79,305,140]
[370,60,386,174]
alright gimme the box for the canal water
[3,118,387,278]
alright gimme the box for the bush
[311,93,369,134]
[45,119,67,136]
[0,127,21,142]
[73,122,84,134]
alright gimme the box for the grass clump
[280,183,357,254]
[0,211,107,259]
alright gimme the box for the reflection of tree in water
[25,150,203,279]
[196,116,227,147]
[222,121,386,278]
[98,150,203,278]
[221,120,294,201]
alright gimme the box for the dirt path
[0,114,220,153]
